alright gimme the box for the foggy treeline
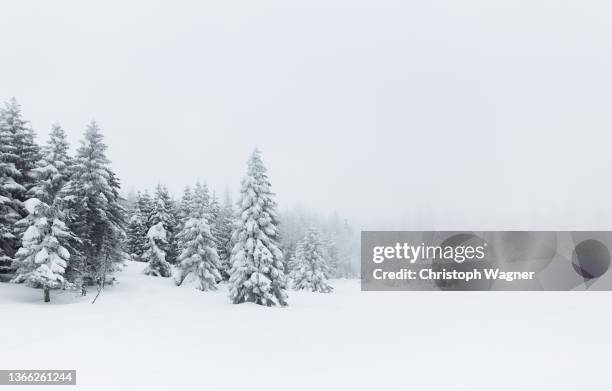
[0,98,359,305]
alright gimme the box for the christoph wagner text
[372,243,487,264]
[372,268,535,282]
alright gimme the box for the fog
[2,0,612,229]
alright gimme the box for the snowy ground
[1,261,611,391]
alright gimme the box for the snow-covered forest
[0,98,359,304]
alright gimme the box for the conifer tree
[208,192,221,250]
[228,149,288,306]
[126,193,148,258]
[215,191,234,280]
[336,219,356,278]
[0,98,40,269]
[289,228,333,293]
[0,110,21,267]
[143,222,172,277]
[209,192,221,229]
[177,185,193,229]
[61,121,126,284]
[137,190,154,228]
[322,237,339,278]
[11,199,73,302]
[0,98,41,196]
[28,123,72,204]
[149,184,178,263]
[192,181,210,219]
[175,194,222,290]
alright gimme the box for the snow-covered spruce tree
[142,222,172,277]
[321,237,339,278]
[228,149,288,306]
[215,191,234,280]
[209,192,221,228]
[60,121,127,285]
[149,185,173,228]
[126,198,148,259]
[177,185,193,230]
[208,192,221,249]
[149,185,179,264]
[0,98,41,196]
[0,98,40,270]
[0,114,22,268]
[174,195,222,290]
[20,123,80,281]
[192,181,210,218]
[138,190,153,218]
[289,228,333,293]
[11,199,73,302]
[28,123,72,204]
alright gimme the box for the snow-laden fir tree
[228,149,288,306]
[326,213,357,278]
[137,190,154,225]
[11,199,73,302]
[61,121,127,284]
[192,181,210,218]
[174,192,222,290]
[28,123,72,204]
[136,190,153,239]
[336,219,357,278]
[208,191,221,249]
[321,237,339,278]
[149,185,174,228]
[0,107,22,268]
[209,192,221,228]
[142,222,172,277]
[214,191,235,280]
[289,227,333,293]
[0,98,40,196]
[0,98,40,270]
[149,184,179,263]
[126,193,148,259]
[177,186,193,229]
[22,123,80,281]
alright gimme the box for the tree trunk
[43,287,50,303]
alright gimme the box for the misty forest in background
[0,98,359,305]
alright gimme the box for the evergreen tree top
[45,123,70,161]
[0,98,26,128]
[245,149,272,187]
[77,121,110,165]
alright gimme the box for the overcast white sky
[1,1,612,229]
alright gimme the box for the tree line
[0,98,358,304]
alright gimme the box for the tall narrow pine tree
[228,149,287,306]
